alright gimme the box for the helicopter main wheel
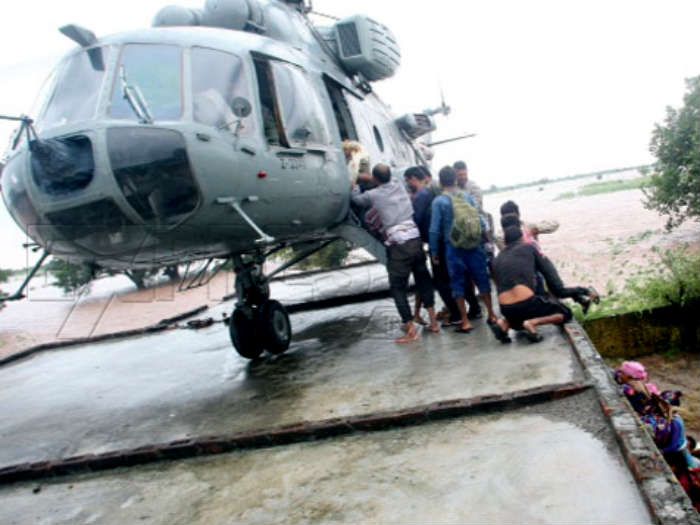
[258,300,291,355]
[230,305,264,360]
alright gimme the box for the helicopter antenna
[424,81,451,117]
[439,84,451,116]
[310,9,340,21]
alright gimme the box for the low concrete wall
[583,302,700,358]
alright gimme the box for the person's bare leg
[426,306,440,333]
[413,296,426,325]
[396,320,420,344]
[455,297,473,332]
[522,314,565,342]
[480,293,498,323]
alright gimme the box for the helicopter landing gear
[229,255,291,359]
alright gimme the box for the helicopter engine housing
[331,15,401,82]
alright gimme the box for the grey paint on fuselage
[1,3,418,269]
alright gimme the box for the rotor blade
[427,133,477,147]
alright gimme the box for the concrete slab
[0,392,652,525]
[0,297,581,469]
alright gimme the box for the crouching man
[352,164,440,342]
[491,225,594,343]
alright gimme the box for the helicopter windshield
[110,44,182,121]
[37,47,111,131]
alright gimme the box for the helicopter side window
[109,44,182,121]
[270,62,331,148]
[191,47,254,135]
[38,47,110,132]
[254,59,285,146]
[323,77,358,142]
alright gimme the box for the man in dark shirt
[491,225,598,343]
[404,166,461,326]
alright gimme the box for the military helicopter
[0,0,458,359]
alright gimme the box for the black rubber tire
[230,306,264,360]
[259,300,292,355]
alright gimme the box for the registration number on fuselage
[279,157,306,170]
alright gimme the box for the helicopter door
[254,59,337,206]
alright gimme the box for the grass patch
[555,177,650,201]
[575,244,700,321]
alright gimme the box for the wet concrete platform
[0,297,579,469]
[0,264,693,523]
[0,392,651,525]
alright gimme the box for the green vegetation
[484,164,653,195]
[46,259,172,294]
[575,245,700,321]
[47,259,95,294]
[646,76,700,229]
[554,177,650,200]
[0,269,10,284]
[278,240,352,271]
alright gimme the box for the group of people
[614,361,700,510]
[346,151,598,344]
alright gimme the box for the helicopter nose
[106,127,200,226]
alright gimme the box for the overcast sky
[1,0,700,267]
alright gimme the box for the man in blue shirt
[429,166,497,332]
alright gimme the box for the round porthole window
[373,125,385,152]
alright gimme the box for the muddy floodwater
[1,171,698,358]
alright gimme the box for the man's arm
[351,186,372,208]
[429,197,444,257]
[533,248,567,296]
[413,191,431,229]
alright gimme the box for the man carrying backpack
[429,166,498,333]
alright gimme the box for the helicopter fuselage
[2,21,416,270]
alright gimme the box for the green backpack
[448,192,482,250]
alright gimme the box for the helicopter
[0,0,464,360]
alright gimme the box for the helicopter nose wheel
[229,256,292,359]
[229,301,291,359]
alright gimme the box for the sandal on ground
[441,319,462,328]
[488,320,512,344]
[522,331,544,343]
[454,325,473,334]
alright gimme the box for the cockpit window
[38,47,110,131]
[110,44,182,121]
[271,62,331,148]
[192,47,254,134]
